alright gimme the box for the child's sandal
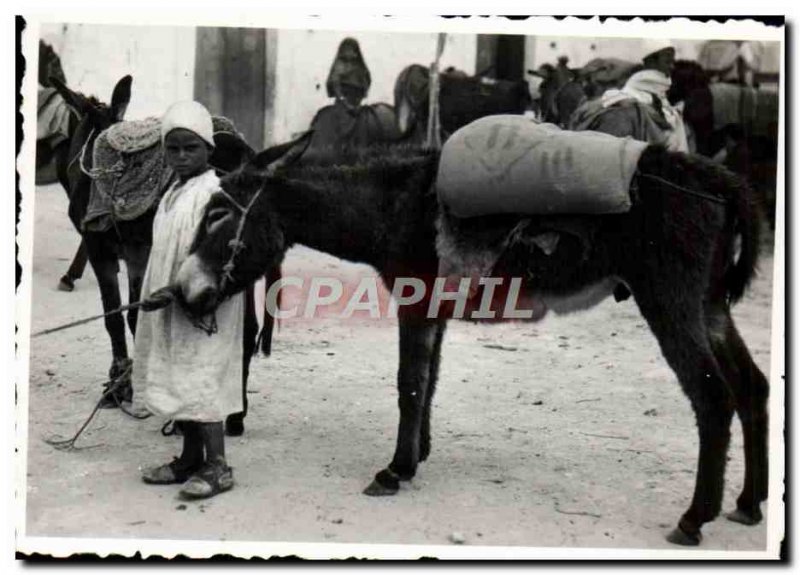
[142,458,202,485]
[179,462,234,499]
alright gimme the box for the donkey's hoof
[225,417,245,437]
[363,469,400,496]
[363,480,399,496]
[666,526,702,546]
[57,276,75,292]
[726,508,762,526]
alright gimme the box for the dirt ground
[21,182,778,556]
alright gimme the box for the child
[133,101,244,499]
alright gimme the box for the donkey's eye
[206,207,233,232]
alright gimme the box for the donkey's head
[39,40,66,88]
[51,75,132,133]
[176,132,313,316]
[50,75,132,221]
[667,60,711,105]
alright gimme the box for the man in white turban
[133,101,244,500]
[599,39,690,152]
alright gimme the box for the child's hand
[140,285,178,311]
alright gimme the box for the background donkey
[393,64,532,144]
[175,132,768,546]
[668,60,779,227]
[47,76,262,434]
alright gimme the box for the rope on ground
[44,363,144,451]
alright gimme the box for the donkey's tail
[726,174,763,304]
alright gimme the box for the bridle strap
[216,180,267,296]
[215,187,249,214]
[190,177,268,335]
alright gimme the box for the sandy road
[20,182,777,555]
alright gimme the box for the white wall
[525,36,707,72]
[524,35,780,73]
[39,23,196,120]
[269,29,477,143]
[39,23,478,146]
[41,24,777,147]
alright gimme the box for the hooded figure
[325,37,372,109]
[306,38,400,160]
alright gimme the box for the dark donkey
[35,41,91,290]
[668,60,779,227]
[176,134,768,546]
[394,64,532,143]
[50,76,263,434]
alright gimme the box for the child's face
[164,128,211,181]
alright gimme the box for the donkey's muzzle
[176,254,220,316]
[189,285,219,316]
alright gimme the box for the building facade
[39,23,780,150]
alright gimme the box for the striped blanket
[709,83,779,138]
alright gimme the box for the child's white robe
[133,169,244,422]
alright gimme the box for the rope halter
[215,182,265,296]
[186,180,267,337]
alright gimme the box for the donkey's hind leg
[632,285,736,546]
[420,321,447,463]
[364,317,442,496]
[58,240,88,292]
[85,235,132,406]
[85,236,127,361]
[226,284,258,437]
[706,307,769,525]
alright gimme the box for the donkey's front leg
[364,317,442,496]
[85,236,132,407]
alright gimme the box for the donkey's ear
[110,75,133,122]
[250,131,314,173]
[50,76,94,117]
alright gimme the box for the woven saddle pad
[83,116,240,232]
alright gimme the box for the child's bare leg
[200,422,226,464]
[142,421,204,484]
[177,422,205,468]
[180,422,233,499]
